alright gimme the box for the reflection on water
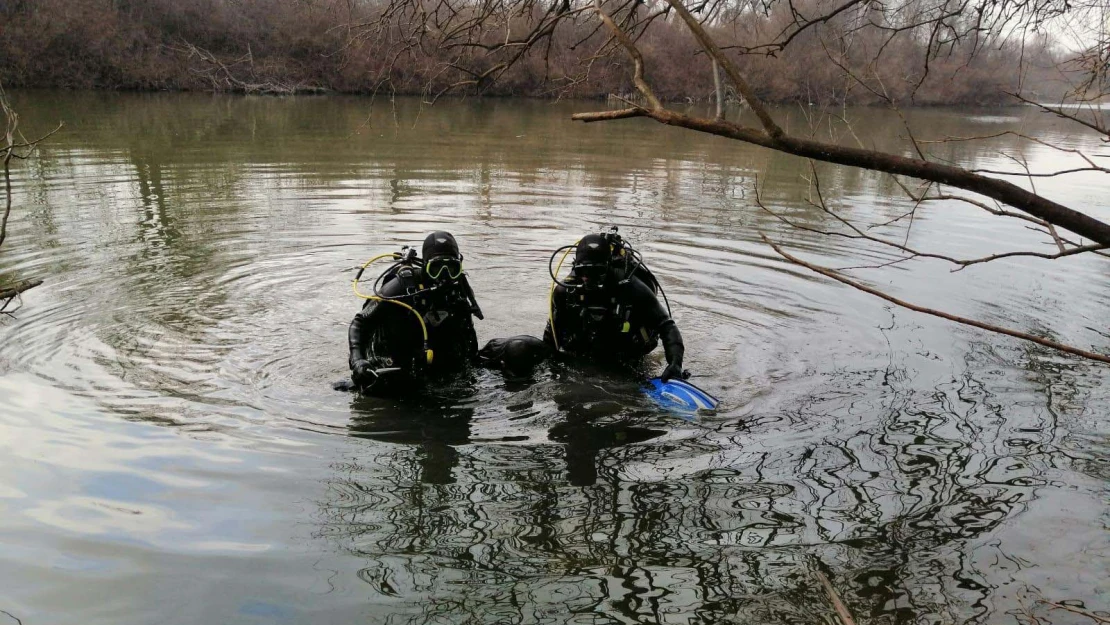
[315,347,1094,624]
[0,92,1107,624]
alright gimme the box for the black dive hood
[573,233,610,268]
[422,231,461,261]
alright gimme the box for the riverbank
[1,0,1066,107]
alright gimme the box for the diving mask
[573,261,609,289]
[425,256,464,281]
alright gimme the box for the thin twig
[754,185,1106,270]
[1008,92,1108,138]
[920,131,1106,172]
[816,571,857,625]
[1039,601,1110,624]
[762,234,1110,365]
[1017,593,1046,625]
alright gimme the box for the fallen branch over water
[175,41,328,96]
[2,83,56,318]
[0,279,42,302]
[1,278,42,314]
[573,107,1110,248]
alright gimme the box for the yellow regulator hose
[352,253,434,365]
[548,240,580,352]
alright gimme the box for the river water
[0,92,1107,624]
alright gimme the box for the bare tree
[0,84,59,315]
[174,41,330,95]
[339,0,1110,363]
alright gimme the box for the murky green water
[0,92,1107,624]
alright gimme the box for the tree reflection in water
[317,350,1092,624]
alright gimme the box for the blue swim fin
[643,378,720,413]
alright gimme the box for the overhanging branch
[762,234,1110,365]
[573,107,1110,247]
[0,279,42,302]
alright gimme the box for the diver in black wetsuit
[347,231,483,394]
[543,228,686,381]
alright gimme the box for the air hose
[547,241,580,352]
[352,253,434,365]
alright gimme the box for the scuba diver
[543,227,686,381]
[347,231,483,394]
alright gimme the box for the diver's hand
[660,361,686,382]
[351,360,378,388]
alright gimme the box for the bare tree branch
[0,279,43,302]
[1038,601,1110,624]
[0,87,15,250]
[661,0,785,137]
[572,106,645,122]
[762,234,1110,365]
[592,0,662,110]
[174,41,328,95]
[574,105,1110,246]
[1,128,12,251]
[816,571,857,625]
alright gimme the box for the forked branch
[592,0,662,110]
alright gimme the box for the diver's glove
[658,320,686,382]
[351,359,378,388]
[661,361,687,382]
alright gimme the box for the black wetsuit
[348,265,478,388]
[543,272,684,371]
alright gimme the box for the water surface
[0,92,1108,624]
